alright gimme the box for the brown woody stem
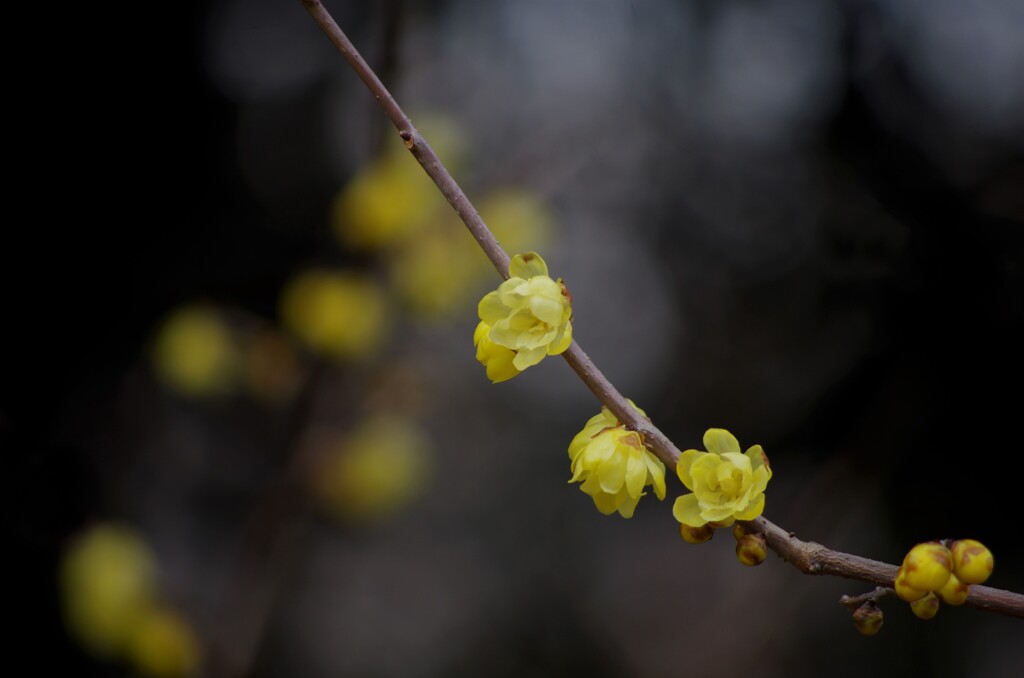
[298,0,1024,620]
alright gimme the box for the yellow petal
[734,492,766,520]
[528,295,563,326]
[616,492,640,518]
[478,292,508,325]
[472,321,489,348]
[624,452,647,498]
[703,428,741,456]
[509,252,548,279]
[512,345,546,370]
[676,449,702,489]
[644,452,666,500]
[598,454,627,494]
[591,489,618,515]
[547,320,573,356]
[746,444,771,480]
[672,494,706,527]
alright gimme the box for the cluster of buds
[677,522,768,568]
[894,539,994,620]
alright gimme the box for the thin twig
[298,0,1024,620]
[840,587,894,610]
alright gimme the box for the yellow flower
[473,320,521,383]
[128,606,201,678]
[331,114,463,251]
[279,269,389,360]
[315,415,433,523]
[672,428,771,528]
[151,304,237,398]
[60,524,158,657]
[477,252,572,372]
[568,403,666,518]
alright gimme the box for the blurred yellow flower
[391,228,480,318]
[315,415,433,522]
[60,524,201,676]
[479,189,554,256]
[477,252,572,373]
[59,524,158,657]
[128,606,201,678]
[151,305,237,397]
[332,114,464,251]
[568,403,666,518]
[280,269,389,360]
[672,429,771,528]
[472,320,520,383]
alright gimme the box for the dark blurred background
[7,0,1024,676]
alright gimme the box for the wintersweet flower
[477,252,572,373]
[672,428,771,528]
[473,321,520,383]
[568,403,666,518]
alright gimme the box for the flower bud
[735,532,767,567]
[950,539,994,585]
[901,542,952,592]
[910,592,941,620]
[732,524,747,541]
[936,572,969,606]
[679,523,715,544]
[852,602,883,636]
[894,567,928,602]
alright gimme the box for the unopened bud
[679,523,715,544]
[736,532,767,567]
[936,572,969,606]
[902,542,952,592]
[950,539,994,585]
[894,567,928,602]
[852,602,883,636]
[910,592,940,620]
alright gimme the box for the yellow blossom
[60,524,158,657]
[151,304,237,398]
[128,606,201,678]
[567,403,666,518]
[672,428,771,528]
[280,269,389,360]
[477,252,572,373]
[473,320,521,383]
[391,228,481,319]
[331,114,463,251]
[315,415,433,523]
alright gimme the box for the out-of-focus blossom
[280,269,389,360]
[391,229,481,318]
[60,524,158,657]
[314,415,433,523]
[332,115,464,251]
[478,188,554,257]
[128,606,201,678]
[152,305,237,398]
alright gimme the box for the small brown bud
[852,602,884,636]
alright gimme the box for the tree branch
[298,0,1024,620]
